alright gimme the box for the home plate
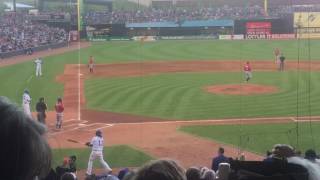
[78,123,86,126]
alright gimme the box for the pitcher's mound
[205,84,278,95]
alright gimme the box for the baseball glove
[85,142,91,147]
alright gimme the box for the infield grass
[85,71,320,120]
[180,122,320,154]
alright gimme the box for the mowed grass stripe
[86,80,144,108]
[85,71,320,119]
[138,85,188,114]
[113,83,167,112]
[110,83,164,110]
[85,83,136,107]
[127,83,181,114]
[87,78,168,112]
[159,86,191,118]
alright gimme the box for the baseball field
[2,39,320,172]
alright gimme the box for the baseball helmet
[96,129,102,137]
[24,89,29,94]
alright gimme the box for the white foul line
[27,75,33,83]
[77,40,81,121]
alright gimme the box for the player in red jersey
[88,56,94,73]
[55,97,64,129]
[244,61,252,82]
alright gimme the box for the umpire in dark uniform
[279,53,285,71]
[36,97,47,124]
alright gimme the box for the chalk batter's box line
[48,122,113,135]
[48,119,88,127]
[77,123,113,131]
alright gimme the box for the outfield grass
[83,40,320,62]
[52,145,153,169]
[179,122,320,154]
[85,71,320,119]
[1,39,319,112]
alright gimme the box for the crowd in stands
[268,5,320,18]
[84,5,266,24]
[0,12,68,54]
[1,96,320,180]
[27,12,72,22]
[83,4,320,25]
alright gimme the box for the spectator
[61,172,77,180]
[0,12,67,54]
[305,149,317,163]
[122,171,136,180]
[56,157,72,179]
[215,163,230,180]
[133,159,186,180]
[56,155,77,179]
[0,96,51,179]
[97,174,120,180]
[186,167,201,180]
[200,168,215,180]
[69,155,77,173]
[272,144,295,161]
[211,147,229,172]
[288,155,320,180]
[263,150,273,162]
[41,168,58,180]
[118,168,130,180]
[85,174,120,180]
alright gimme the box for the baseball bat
[67,139,87,145]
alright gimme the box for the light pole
[13,0,16,12]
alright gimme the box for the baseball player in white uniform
[86,130,112,176]
[22,89,32,117]
[34,58,43,77]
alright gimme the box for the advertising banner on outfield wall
[88,36,131,41]
[159,36,218,40]
[219,35,244,40]
[297,33,320,39]
[270,34,296,39]
[246,22,271,35]
[294,12,320,28]
[246,34,295,39]
[132,36,156,41]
